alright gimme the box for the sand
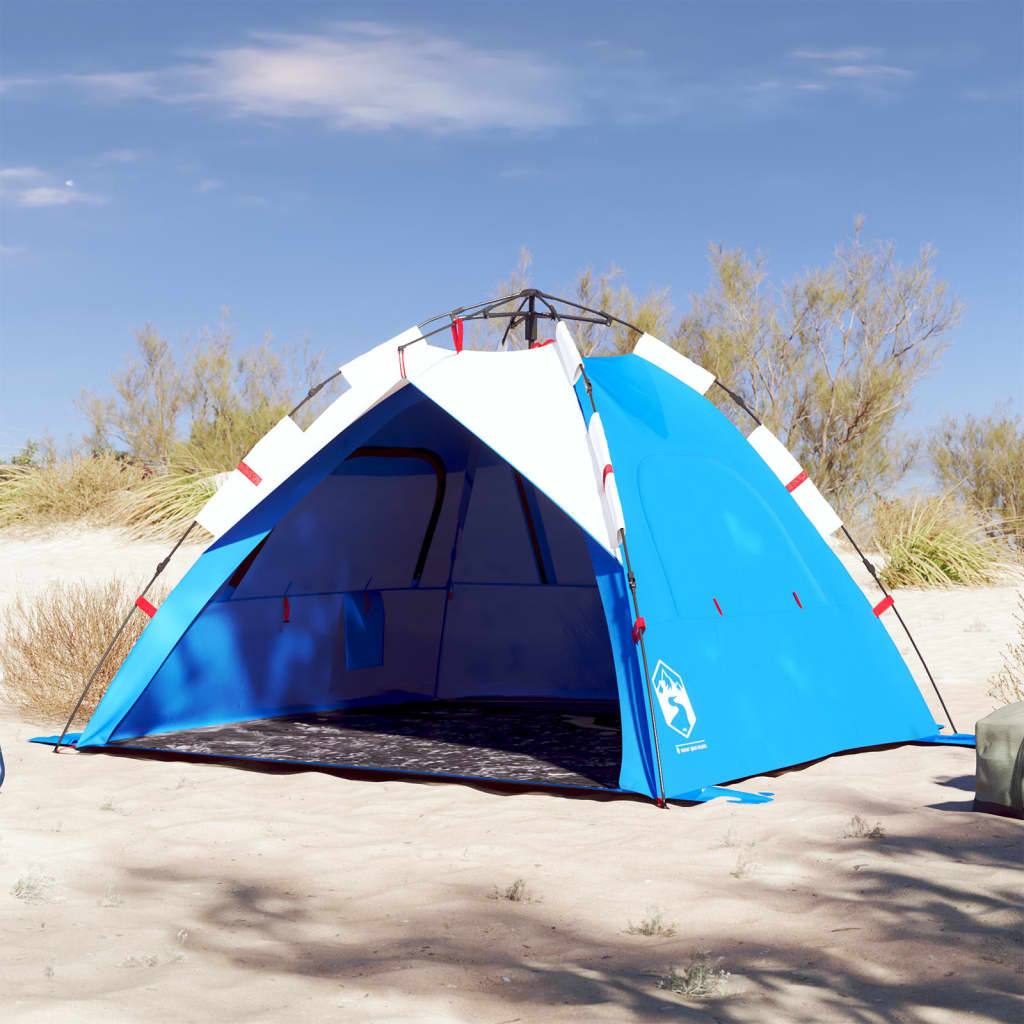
[1,528,1021,1023]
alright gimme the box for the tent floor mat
[105,699,624,790]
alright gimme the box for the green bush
[872,494,1006,588]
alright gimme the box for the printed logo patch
[652,659,697,739]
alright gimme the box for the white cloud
[196,178,223,192]
[17,185,105,207]
[825,64,913,80]
[0,169,105,207]
[0,243,25,257]
[67,23,577,133]
[98,148,144,163]
[794,47,881,62]
[0,166,46,181]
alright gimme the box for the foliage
[120,456,222,539]
[79,314,335,473]
[676,221,962,515]
[929,408,1024,553]
[656,954,729,998]
[0,577,166,723]
[871,494,1004,588]
[988,591,1024,706]
[627,908,677,937]
[0,451,145,529]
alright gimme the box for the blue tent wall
[581,355,937,799]
[77,388,651,789]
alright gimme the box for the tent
[51,290,971,805]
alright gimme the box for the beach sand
[1,528,1021,1022]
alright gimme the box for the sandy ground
[0,528,1021,1023]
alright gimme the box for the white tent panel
[553,320,583,385]
[196,416,311,537]
[634,333,715,395]
[412,346,614,552]
[747,425,843,538]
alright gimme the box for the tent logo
[652,659,697,740]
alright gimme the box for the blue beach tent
[56,291,964,804]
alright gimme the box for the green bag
[974,701,1024,819]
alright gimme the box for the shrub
[120,459,222,540]
[656,954,729,998]
[988,592,1024,706]
[0,577,165,723]
[0,452,144,530]
[929,409,1024,554]
[627,908,678,937]
[871,494,1005,588]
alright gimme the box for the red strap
[631,617,646,644]
[786,470,808,492]
[602,464,614,487]
[713,597,723,616]
[873,594,894,617]
[237,460,262,486]
[792,590,803,609]
[451,318,464,353]
[398,347,407,379]
[282,596,291,623]
[530,338,555,349]
[135,596,157,618]
[364,591,370,614]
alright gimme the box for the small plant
[871,494,1005,589]
[656,953,729,998]
[119,953,160,968]
[729,847,758,879]
[842,814,886,840]
[99,885,123,908]
[988,592,1024,706]
[11,871,55,903]
[627,908,677,937]
[0,577,166,723]
[490,878,531,902]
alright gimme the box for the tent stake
[52,521,197,752]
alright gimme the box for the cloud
[60,23,578,132]
[825,64,913,80]
[0,166,46,181]
[794,47,882,62]
[98,147,144,163]
[196,178,223,192]
[0,168,105,207]
[17,185,105,207]
[0,243,25,257]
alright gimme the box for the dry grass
[120,465,221,540]
[0,453,145,530]
[841,814,886,839]
[988,591,1024,706]
[872,494,1007,588]
[627,908,677,937]
[0,577,165,724]
[655,953,730,998]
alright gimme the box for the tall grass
[872,494,1006,588]
[0,453,145,530]
[0,577,165,723]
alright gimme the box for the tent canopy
[69,304,945,803]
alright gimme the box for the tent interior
[107,390,628,790]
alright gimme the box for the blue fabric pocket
[342,590,386,670]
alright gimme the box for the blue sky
[1,1,1021,459]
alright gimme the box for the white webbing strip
[633,333,715,395]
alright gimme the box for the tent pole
[840,526,958,734]
[52,521,197,752]
[580,367,669,808]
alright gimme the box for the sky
[1,0,1022,460]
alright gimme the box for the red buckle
[135,596,157,618]
[631,617,646,643]
[873,595,894,617]
[786,470,808,492]
[451,318,464,353]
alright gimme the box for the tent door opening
[106,392,626,791]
